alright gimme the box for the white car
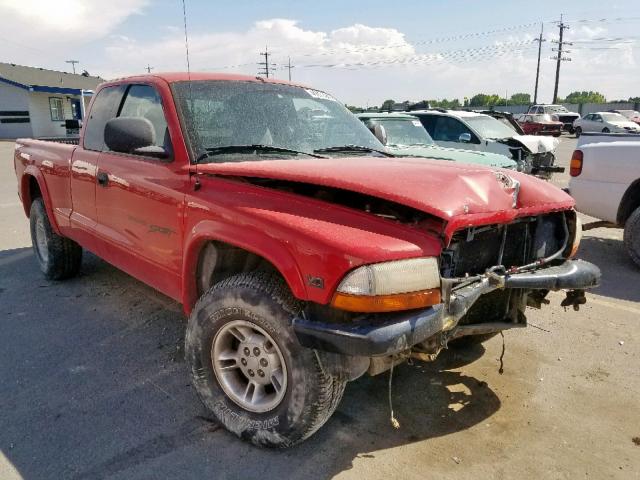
[569,135,640,266]
[410,109,561,178]
[573,112,640,137]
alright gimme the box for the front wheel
[602,127,610,133]
[29,198,82,280]
[574,127,582,138]
[185,271,346,448]
[624,207,640,268]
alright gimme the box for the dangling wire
[498,331,506,375]
[388,358,400,429]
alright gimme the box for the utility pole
[533,22,545,104]
[287,56,293,82]
[258,46,275,78]
[145,64,154,73]
[551,15,572,103]
[65,60,79,74]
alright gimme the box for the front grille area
[440,213,568,278]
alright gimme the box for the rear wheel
[574,127,582,138]
[29,198,82,280]
[186,271,346,448]
[624,206,640,268]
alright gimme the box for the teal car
[356,112,517,169]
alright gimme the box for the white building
[0,62,104,139]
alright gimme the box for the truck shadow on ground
[578,235,640,303]
[0,248,501,480]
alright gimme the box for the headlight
[569,216,583,258]
[331,258,441,312]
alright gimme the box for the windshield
[601,112,628,122]
[172,80,382,161]
[547,105,568,113]
[464,115,517,139]
[372,118,434,146]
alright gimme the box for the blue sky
[1,0,639,105]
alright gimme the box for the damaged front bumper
[293,259,600,357]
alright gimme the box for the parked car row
[14,73,601,448]
[357,109,562,179]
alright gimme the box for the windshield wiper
[196,144,325,163]
[313,145,395,157]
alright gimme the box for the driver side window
[432,117,476,143]
[117,84,171,155]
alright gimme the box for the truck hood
[197,156,573,238]
[387,144,517,169]
[509,134,559,154]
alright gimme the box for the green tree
[380,99,396,111]
[509,93,531,105]
[469,93,503,107]
[562,91,607,104]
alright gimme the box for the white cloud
[0,8,636,104]
[0,0,148,40]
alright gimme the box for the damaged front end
[498,137,564,180]
[293,211,600,377]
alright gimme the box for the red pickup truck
[14,73,600,448]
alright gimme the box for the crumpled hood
[510,134,559,154]
[388,144,517,169]
[197,156,573,236]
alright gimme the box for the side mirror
[104,117,166,158]
[459,132,472,143]
[371,124,387,145]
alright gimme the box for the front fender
[181,219,306,315]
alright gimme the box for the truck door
[70,85,125,231]
[94,83,186,299]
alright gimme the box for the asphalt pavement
[1,137,639,480]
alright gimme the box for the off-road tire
[623,206,640,268]
[574,127,582,138]
[186,271,346,448]
[448,333,498,348]
[29,198,82,280]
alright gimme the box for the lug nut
[241,358,248,366]
[248,369,255,377]
[259,358,268,367]
[253,347,260,356]
[243,347,250,356]
[257,369,265,377]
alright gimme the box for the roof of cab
[104,72,310,89]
